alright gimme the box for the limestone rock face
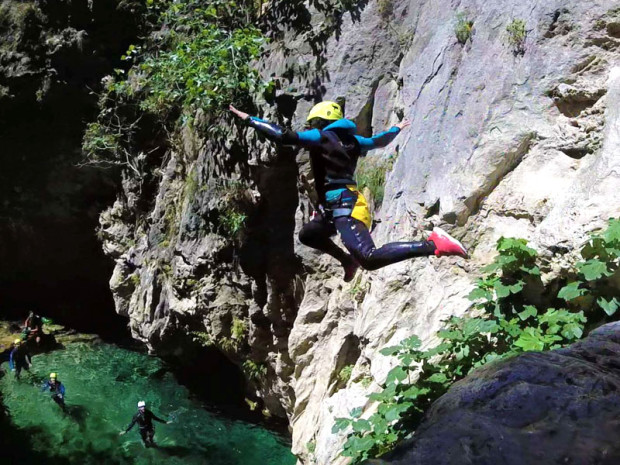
[100,1,620,464]
[367,322,620,465]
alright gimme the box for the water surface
[0,341,296,465]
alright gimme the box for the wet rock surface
[367,322,620,465]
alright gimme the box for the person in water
[9,339,32,380]
[119,400,171,447]
[229,101,468,281]
[42,372,66,410]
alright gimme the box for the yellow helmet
[50,372,57,379]
[306,101,343,121]
[13,339,21,345]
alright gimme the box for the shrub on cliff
[334,218,620,463]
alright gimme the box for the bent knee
[352,253,380,271]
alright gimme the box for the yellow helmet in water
[50,372,57,379]
[13,339,21,345]
[306,101,343,121]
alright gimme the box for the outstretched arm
[124,415,138,433]
[151,412,167,424]
[355,119,411,151]
[229,105,323,148]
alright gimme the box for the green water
[0,342,296,465]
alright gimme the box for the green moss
[129,273,141,287]
[359,375,373,388]
[455,13,474,44]
[506,18,527,55]
[377,0,392,19]
[338,365,354,384]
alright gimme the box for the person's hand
[229,104,249,120]
[119,431,126,436]
[395,119,411,130]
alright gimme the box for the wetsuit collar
[323,119,357,134]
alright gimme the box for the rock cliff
[96,1,620,463]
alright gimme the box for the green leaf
[402,335,422,349]
[577,259,611,281]
[385,366,408,385]
[379,346,401,356]
[518,305,538,321]
[561,322,583,340]
[350,407,363,419]
[384,403,411,422]
[468,287,491,301]
[332,417,351,433]
[426,373,448,384]
[603,218,620,244]
[558,282,586,301]
[598,297,620,316]
[494,282,512,298]
[514,328,545,352]
[352,419,371,433]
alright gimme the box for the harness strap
[332,208,353,218]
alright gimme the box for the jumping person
[9,339,32,380]
[42,372,66,410]
[229,101,468,281]
[119,400,171,447]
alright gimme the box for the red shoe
[428,227,468,258]
[343,258,360,282]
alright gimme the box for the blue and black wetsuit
[247,116,435,271]
[9,346,31,379]
[42,380,66,409]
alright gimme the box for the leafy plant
[355,154,397,207]
[231,317,248,341]
[220,208,247,235]
[559,219,620,319]
[83,0,269,169]
[348,275,369,303]
[506,18,527,55]
[455,13,474,44]
[191,331,214,347]
[338,365,354,384]
[242,360,268,381]
[333,235,590,463]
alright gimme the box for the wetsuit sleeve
[151,412,167,423]
[125,414,138,432]
[355,126,400,152]
[9,349,15,370]
[59,383,65,396]
[247,117,322,147]
[41,381,50,392]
